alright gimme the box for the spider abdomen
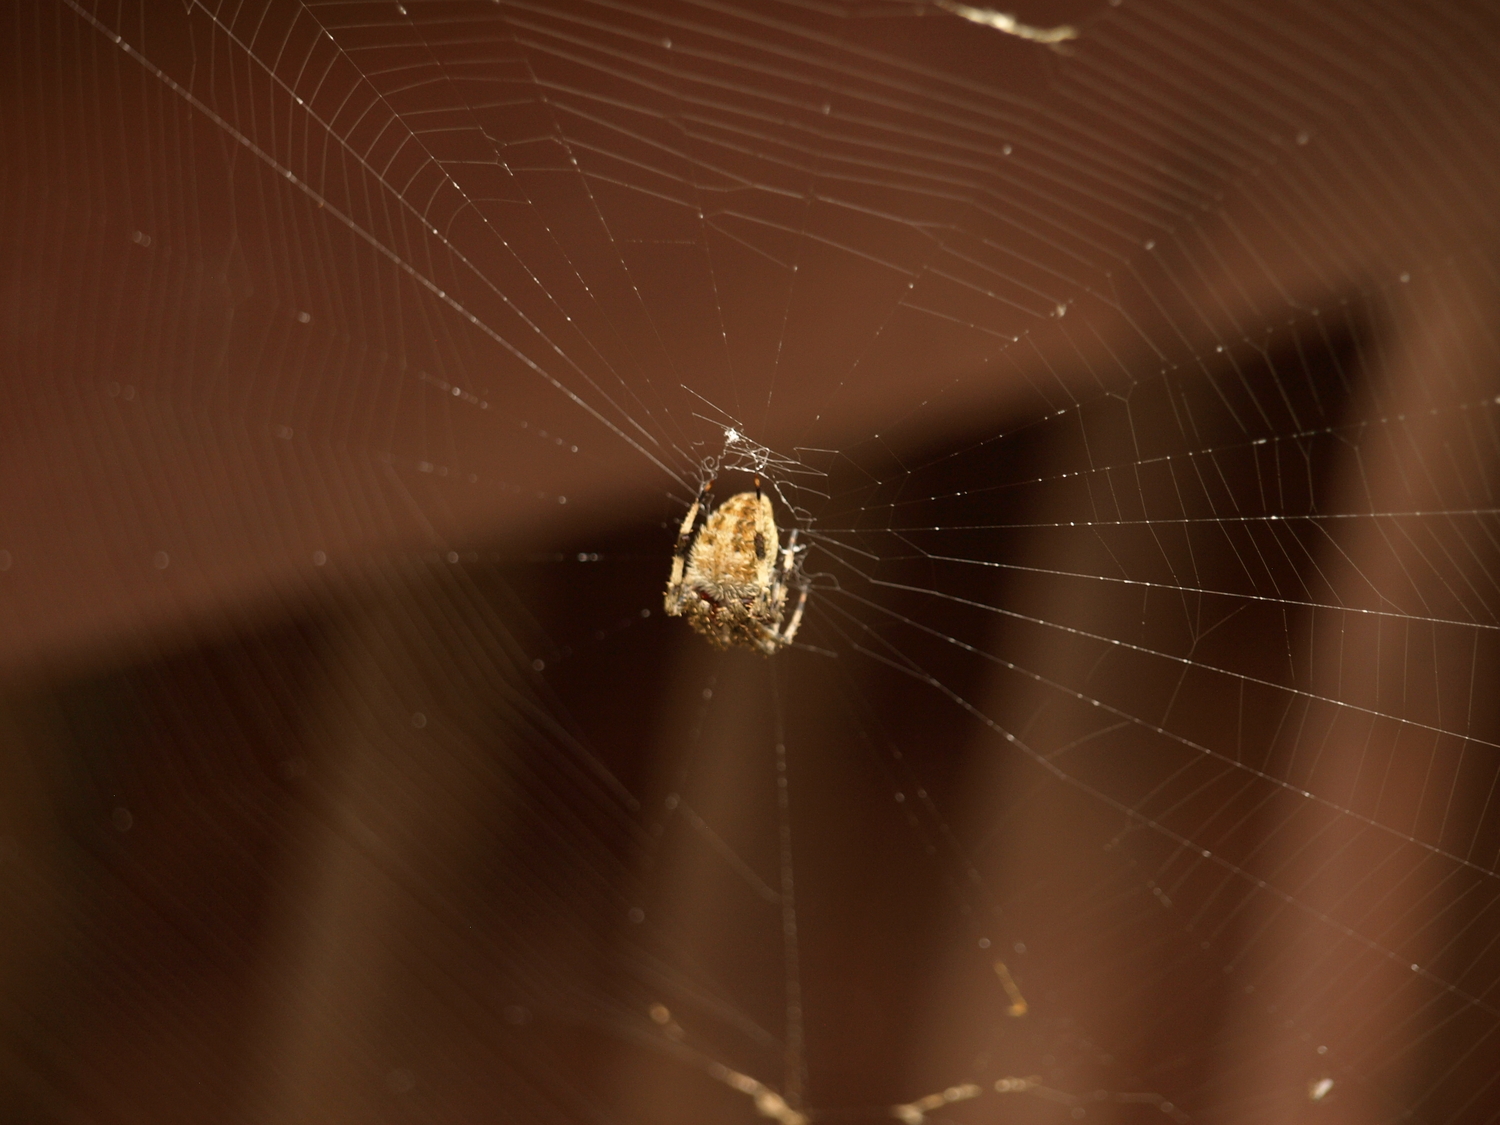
[664,487,802,655]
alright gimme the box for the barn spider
[664,477,807,655]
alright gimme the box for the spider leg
[778,527,799,577]
[779,586,808,646]
[771,527,800,608]
[766,528,805,649]
[679,480,712,548]
[665,479,713,615]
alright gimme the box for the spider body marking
[664,478,806,655]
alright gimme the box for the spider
[663,477,807,655]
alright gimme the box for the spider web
[5,1,1500,1123]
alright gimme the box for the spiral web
[6,0,1500,1122]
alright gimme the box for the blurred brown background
[4,1,1500,1123]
